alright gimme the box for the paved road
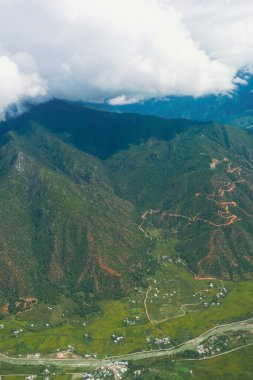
[0,317,252,369]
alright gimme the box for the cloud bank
[0,0,252,113]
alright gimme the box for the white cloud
[0,55,46,120]
[166,0,253,69]
[108,95,140,106]
[0,0,252,116]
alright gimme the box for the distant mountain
[0,100,253,309]
[86,75,253,128]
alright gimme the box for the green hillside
[0,100,253,310]
[107,122,253,279]
[0,122,150,309]
[2,99,195,158]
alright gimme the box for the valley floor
[0,237,253,379]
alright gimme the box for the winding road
[1,158,251,373]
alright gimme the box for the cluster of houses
[208,282,228,295]
[162,255,173,262]
[83,373,96,379]
[216,288,228,298]
[83,369,121,379]
[108,362,128,379]
[12,328,23,337]
[192,283,228,308]
[27,353,41,359]
[67,344,75,353]
[197,335,227,356]
[146,336,170,346]
[209,301,221,307]
[161,255,187,267]
[209,285,228,307]
[111,334,124,343]
[197,342,222,356]
[124,316,140,326]
[83,362,128,380]
[84,354,97,359]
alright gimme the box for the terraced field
[144,241,226,323]
[0,237,253,361]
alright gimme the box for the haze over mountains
[90,74,253,128]
[1,100,253,310]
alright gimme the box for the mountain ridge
[0,101,253,311]
[84,75,253,128]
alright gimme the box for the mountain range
[1,100,253,311]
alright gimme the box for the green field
[124,344,253,380]
[0,239,252,379]
[0,239,252,361]
[145,240,226,323]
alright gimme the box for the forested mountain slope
[0,101,253,309]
